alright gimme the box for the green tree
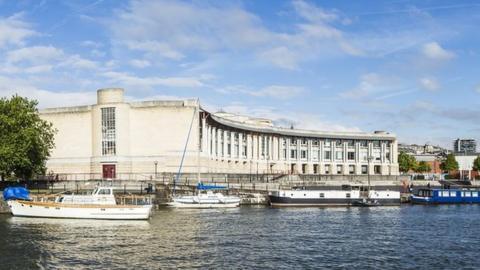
[0,95,56,180]
[398,151,417,173]
[473,156,480,171]
[440,153,459,172]
[415,161,432,173]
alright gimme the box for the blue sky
[0,0,479,148]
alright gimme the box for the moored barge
[269,186,400,207]
[411,188,480,204]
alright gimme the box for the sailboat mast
[173,102,198,196]
[196,101,201,184]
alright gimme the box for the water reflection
[1,206,480,269]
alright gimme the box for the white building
[40,88,399,180]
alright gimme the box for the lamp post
[154,161,158,179]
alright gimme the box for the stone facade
[41,88,399,180]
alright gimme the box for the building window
[349,165,355,174]
[324,151,331,160]
[373,140,381,147]
[336,151,343,160]
[325,164,330,174]
[324,139,331,147]
[335,140,342,146]
[337,165,343,174]
[373,148,381,161]
[312,151,319,160]
[301,139,307,145]
[290,149,297,159]
[301,150,307,159]
[312,140,319,146]
[346,140,354,147]
[282,149,287,159]
[360,140,368,147]
[101,107,116,155]
[290,138,297,145]
[374,165,381,174]
[313,164,319,174]
[361,165,368,175]
[227,144,231,155]
[348,152,355,160]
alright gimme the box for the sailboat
[167,103,241,208]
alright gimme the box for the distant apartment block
[453,139,477,154]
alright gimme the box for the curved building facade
[40,88,399,180]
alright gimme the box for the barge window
[450,191,456,197]
[465,192,471,197]
[442,191,449,197]
[320,193,324,198]
[346,193,351,198]
[473,192,478,197]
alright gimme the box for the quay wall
[0,195,10,214]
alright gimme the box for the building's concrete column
[343,142,347,163]
[392,139,398,163]
[212,127,217,158]
[253,135,258,161]
[238,132,243,160]
[308,139,312,162]
[201,116,207,154]
[206,125,211,157]
[247,133,252,159]
[223,130,228,158]
[355,141,360,163]
[381,142,386,163]
[286,138,291,162]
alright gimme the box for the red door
[102,165,116,179]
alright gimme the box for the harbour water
[1,205,480,269]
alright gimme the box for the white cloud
[101,71,205,88]
[0,14,36,48]
[219,84,304,99]
[81,40,103,48]
[422,42,455,60]
[419,77,440,91]
[259,47,299,70]
[340,73,382,99]
[124,40,184,60]
[129,59,151,68]
[108,0,361,69]
[0,76,96,108]
[6,46,64,64]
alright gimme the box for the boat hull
[269,196,400,207]
[7,200,152,220]
[167,201,240,208]
[269,189,400,207]
[411,189,480,204]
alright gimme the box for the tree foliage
[398,151,417,173]
[473,156,480,171]
[415,161,432,173]
[440,153,459,172]
[0,95,56,180]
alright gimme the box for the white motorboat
[4,187,153,220]
[168,183,240,208]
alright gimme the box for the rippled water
[1,205,480,269]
